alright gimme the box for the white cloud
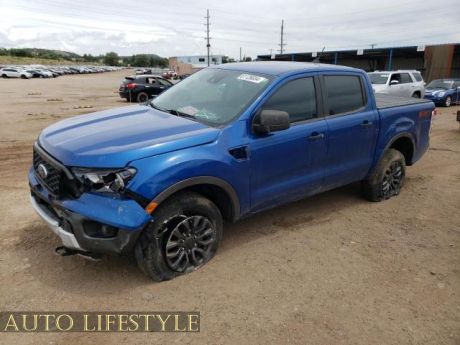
[0,0,459,59]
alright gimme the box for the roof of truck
[214,61,361,76]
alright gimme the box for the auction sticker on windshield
[237,74,268,84]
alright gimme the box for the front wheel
[444,96,452,107]
[361,149,406,202]
[135,191,223,281]
[412,92,420,98]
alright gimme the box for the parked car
[1,67,32,79]
[29,62,434,281]
[423,79,460,107]
[119,75,173,102]
[25,69,52,78]
[368,70,425,98]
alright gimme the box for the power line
[278,19,286,54]
[205,9,211,67]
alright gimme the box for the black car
[25,69,50,78]
[119,75,173,102]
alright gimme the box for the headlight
[72,167,136,193]
[437,91,445,97]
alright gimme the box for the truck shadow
[16,183,365,293]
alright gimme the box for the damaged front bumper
[29,168,151,255]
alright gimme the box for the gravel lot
[0,69,459,345]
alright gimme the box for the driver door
[249,76,327,212]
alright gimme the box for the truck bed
[375,94,432,109]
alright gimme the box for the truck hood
[39,105,220,168]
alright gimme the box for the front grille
[33,149,63,195]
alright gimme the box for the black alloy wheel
[164,215,217,273]
[381,160,404,199]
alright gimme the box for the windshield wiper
[167,109,196,119]
[149,103,196,119]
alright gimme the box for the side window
[158,79,172,86]
[147,78,158,85]
[412,72,423,82]
[198,58,205,62]
[324,75,365,116]
[400,73,412,83]
[390,73,401,83]
[262,77,317,123]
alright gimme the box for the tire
[135,191,223,281]
[21,75,27,79]
[444,96,452,107]
[1,74,7,78]
[136,92,149,103]
[412,92,420,98]
[361,149,406,202]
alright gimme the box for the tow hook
[55,246,102,261]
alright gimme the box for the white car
[368,70,425,98]
[0,67,32,79]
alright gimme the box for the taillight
[126,82,136,90]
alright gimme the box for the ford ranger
[29,62,435,281]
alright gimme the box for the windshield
[427,80,454,89]
[368,73,390,84]
[151,68,272,126]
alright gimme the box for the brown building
[257,43,460,82]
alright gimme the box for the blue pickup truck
[29,62,434,281]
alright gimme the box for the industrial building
[169,55,224,75]
[257,43,460,82]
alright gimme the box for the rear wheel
[135,191,223,281]
[361,149,406,202]
[1,74,7,78]
[21,75,27,79]
[136,92,148,103]
[444,96,452,107]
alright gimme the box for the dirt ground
[0,70,459,345]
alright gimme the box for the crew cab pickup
[29,62,435,281]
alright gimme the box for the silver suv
[368,70,425,98]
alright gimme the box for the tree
[103,52,119,66]
[132,54,150,67]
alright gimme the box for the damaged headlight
[72,167,136,193]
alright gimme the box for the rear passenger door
[321,74,379,190]
[399,73,414,97]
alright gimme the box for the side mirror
[253,109,290,134]
[390,80,399,85]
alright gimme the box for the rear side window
[324,75,365,115]
[400,73,412,83]
[262,77,317,123]
[412,72,423,82]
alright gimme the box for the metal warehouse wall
[258,44,459,82]
[424,45,455,81]
[451,46,460,78]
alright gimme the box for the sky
[0,0,459,59]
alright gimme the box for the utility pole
[240,47,242,62]
[278,19,286,55]
[205,9,211,67]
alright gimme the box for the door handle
[361,120,373,128]
[308,132,325,141]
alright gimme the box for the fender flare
[152,176,240,220]
[384,132,416,164]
